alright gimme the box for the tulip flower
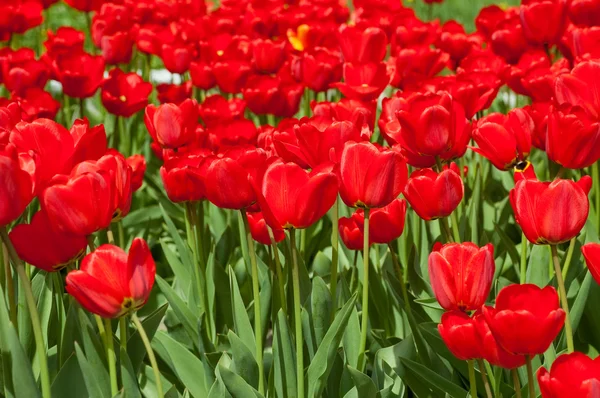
[14,88,60,122]
[510,176,592,245]
[66,238,156,318]
[295,48,343,93]
[438,311,482,361]
[161,42,193,75]
[520,0,569,46]
[389,47,450,89]
[339,212,366,251]
[338,141,407,209]
[198,95,246,128]
[70,118,108,166]
[537,352,600,397]
[144,99,198,149]
[251,39,287,74]
[247,212,285,245]
[63,0,103,12]
[581,243,600,286]
[473,312,526,369]
[53,52,105,98]
[428,242,495,311]
[2,57,49,96]
[0,149,33,226]
[569,0,600,27]
[257,159,338,230]
[127,155,146,192]
[404,163,464,221]
[9,210,87,272]
[44,27,85,57]
[483,284,565,355]
[156,82,193,105]
[333,62,390,102]
[204,147,267,210]
[472,109,534,170]
[41,168,114,237]
[159,149,211,203]
[100,31,134,65]
[101,68,153,118]
[369,199,407,244]
[337,25,387,64]
[189,61,216,91]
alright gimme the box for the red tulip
[159,149,211,203]
[247,211,285,246]
[524,101,551,150]
[514,160,538,183]
[54,52,105,98]
[395,91,471,162]
[339,211,366,251]
[338,141,407,209]
[337,25,387,64]
[9,210,87,272]
[555,60,600,120]
[41,168,113,236]
[472,109,534,170]
[483,284,565,355]
[436,21,481,67]
[333,62,390,102]
[70,118,108,166]
[63,0,103,12]
[538,352,600,397]
[44,27,85,57]
[205,118,257,152]
[161,42,193,75]
[389,47,450,89]
[14,88,60,121]
[369,198,407,244]
[438,311,483,361]
[189,61,216,91]
[404,163,464,221]
[144,99,198,149]
[490,16,528,64]
[429,242,495,311]
[476,5,512,39]
[156,82,193,105]
[213,60,252,94]
[100,31,134,66]
[520,0,569,46]
[510,176,592,245]
[2,57,49,96]
[294,48,343,93]
[204,147,267,210]
[0,149,33,226]
[473,312,526,369]
[102,68,152,117]
[198,95,246,128]
[569,0,600,27]
[66,238,156,318]
[257,159,338,230]
[252,39,287,74]
[563,26,600,61]
[126,155,146,192]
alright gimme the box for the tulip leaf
[346,365,377,398]
[74,343,110,398]
[272,310,297,398]
[120,348,142,398]
[306,293,357,398]
[51,354,87,398]
[311,276,332,348]
[160,204,195,273]
[152,331,208,398]
[228,330,259,389]
[559,270,593,349]
[219,364,263,398]
[398,357,468,398]
[526,244,551,287]
[127,303,168,372]
[342,306,360,369]
[229,269,256,356]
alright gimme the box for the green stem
[0,227,51,398]
[561,238,576,281]
[104,318,118,396]
[119,316,127,351]
[131,313,163,397]
[520,232,528,284]
[269,228,287,315]
[289,228,304,398]
[477,359,493,398]
[241,211,264,395]
[107,228,115,245]
[79,97,85,120]
[468,359,477,398]
[551,245,574,353]
[330,198,339,310]
[438,218,454,243]
[53,273,64,368]
[3,242,17,332]
[449,212,461,243]
[512,368,522,398]
[118,221,125,249]
[526,356,535,398]
[358,208,370,371]
[87,235,96,251]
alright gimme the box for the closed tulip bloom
[404,163,464,221]
[472,109,534,170]
[189,61,216,91]
[252,39,286,74]
[395,91,471,160]
[63,0,103,12]
[338,141,407,208]
[247,211,285,246]
[9,210,87,272]
[54,52,105,98]
[204,147,267,210]
[429,242,495,311]
[258,160,338,230]
[438,311,483,361]
[510,176,592,245]
[295,48,343,93]
[14,88,60,122]
[44,27,85,57]
[161,42,193,75]
[159,149,211,203]
[483,284,565,355]
[156,82,193,105]
[101,68,153,118]
[339,212,366,251]
[538,352,600,397]
[569,0,600,27]
[70,118,107,166]
[126,155,146,192]
[100,31,134,66]
[144,99,198,149]
[333,62,390,102]
[369,199,407,244]
[0,149,33,226]
[66,238,156,318]
[473,312,526,369]
[337,25,387,64]
[520,0,569,46]
[41,168,113,236]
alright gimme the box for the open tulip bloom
[3,1,600,397]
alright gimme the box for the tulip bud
[438,311,483,361]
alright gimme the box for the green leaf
[152,331,208,398]
[398,357,468,398]
[120,348,142,398]
[272,310,296,398]
[306,293,357,398]
[228,330,259,389]
[229,270,256,355]
[346,366,377,398]
[51,354,87,398]
[310,276,332,348]
[74,343,110,398]
[127,303,168,372]
[219,365,262,398]
[160,204,195,269]
[342,307,360,369]
[527,245,551,287]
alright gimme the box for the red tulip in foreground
[429,242,495,311]
[510,176,592,245]
[144,99,198,149]
[338,141,407,209]
[404,163,464,221]
[66,238,156,318]
[483,284,565,355]
[537,352,600,397]
[0,149,33,226]
[247,211,285,245]
[473,312,526,369]
[438,310,482,361]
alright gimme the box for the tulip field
[3,0,600,397]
